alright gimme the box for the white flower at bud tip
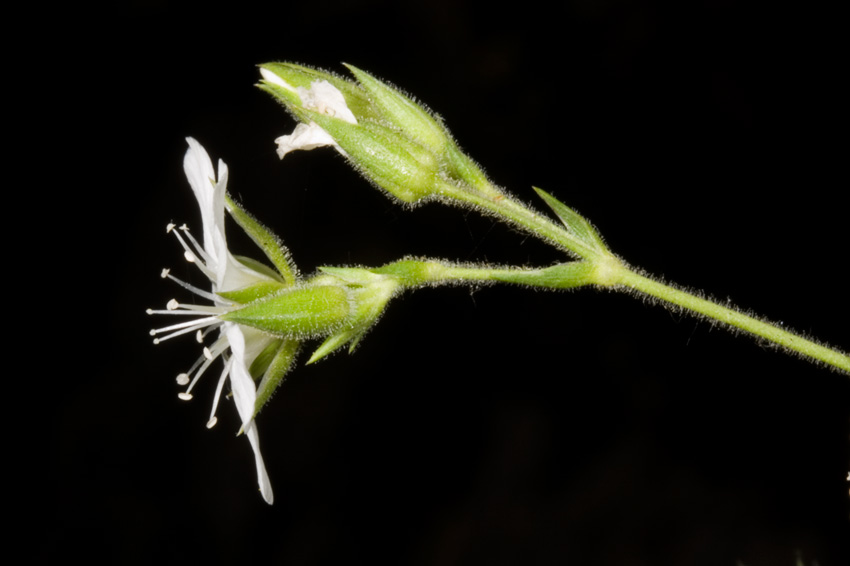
[273,80,357,160]
[275,123,339,159]
[296,81,357,124]
[260,67,297,93]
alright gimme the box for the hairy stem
[610,266,850,373]
[436,181,603,262]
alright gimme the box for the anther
[166,223,176,233]
[161,268,170,278]
[206,417,218,429]
[167,299,179,310]
[203,347,213,360]
[178,392,193,401]
[176,373,190,386]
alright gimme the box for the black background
[37,1,847,564]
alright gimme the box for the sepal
[259,63,377,121]
[226,195,298,286]
[308,111,439,202]
[308,268,403,363]
[218,279,288,304]
[221,284,352,338]
[253,338,300,417]
[343,64,448,155]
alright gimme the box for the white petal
[298,80,357,125]
[183,138,227,273]
[225,323,274,504]
[244,421,274,504]
[260,68,297,93]
[182,139,275,294]
[274,122,339,159]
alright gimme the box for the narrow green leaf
[533,187,609,252]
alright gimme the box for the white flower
[260,68,357,160]
[148,137,276,504]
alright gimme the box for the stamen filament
[169,225,217,281]
[184,335,229,394]
[207,358,233,428]
[162,271,225,304]
[151,315,221,342]
[147,303,229,316]
[180,225,215,268]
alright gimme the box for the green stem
[372,257,850,374]
[433,181,849,374]
[610,266,850,373]
[436,181,603,262]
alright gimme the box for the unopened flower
[260,68,357,159]
[148,138,279,504]
[259,63,480,203]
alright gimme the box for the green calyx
[258,62,377,121]
[343,64,448,155]
[307,110,440,203]
[261,61,501,203]
[221,284,353,339]
[308,268,403,363]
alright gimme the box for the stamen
[180,354,208,384]
[206,338,230,360]
[151,315,222,344]
[207,358,233,429]
[183,335,229,394]
[180,227,215,268]
[147,303,229,317]
[162,271,222,303]
[198,325,218,342]
[169,226,217,281]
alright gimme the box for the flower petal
[297,80,357,124]
[274,122,340,159]
[183,137,221,269]
[225,323,274,504]
[183,138,277,294]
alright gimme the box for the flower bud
[308,111,440,203]
[259,63,377,121]
[261,62,500,203]
[343,64,448,155]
